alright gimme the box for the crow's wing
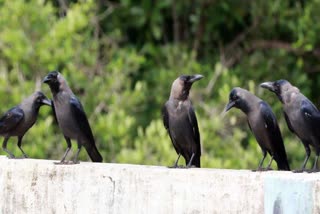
[162,103,180,154]
[188,106,201,156]
[0,106,24,134]
[301,99,320,133]
[260,102,289,170]
[70,96,95,144]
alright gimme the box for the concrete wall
[0,156,319,214]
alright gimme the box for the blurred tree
[0,0,319,169]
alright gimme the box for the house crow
[224,87,290,171]
[0,91,51,158]
[43,71,103,163]
[261,80,320,172]
[162,74,203,168]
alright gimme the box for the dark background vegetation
[0,0,319,169]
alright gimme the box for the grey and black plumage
[261,80,320,172]
[0,91,51,158]
[162,74,203,168]
[224,87,290,171]
[43,71,103,163]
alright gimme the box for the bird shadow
[54,161,79,165]
[252,167,273,172]
[295,169,320,173]
[168,165,196,169]
[7,156,27,160]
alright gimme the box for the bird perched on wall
[261,80,320,172]
[43,71,103,164]
[224,87,290,171]
[0,91,51,158]
[162,74,203,168]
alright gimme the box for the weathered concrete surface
[0,156,319,214]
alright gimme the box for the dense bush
[0,0,319,169]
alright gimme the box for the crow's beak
[260,82,276,92]
[224,100,236,113]
[41,98,52,106]
[188,74,204,83]
[43,75,51,84]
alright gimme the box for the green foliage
[0,0,320,170]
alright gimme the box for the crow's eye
[229,90,238,101]
[38,95,45,101]
[229,94,237,101]
[180,76,188,82]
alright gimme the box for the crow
[261,80,320,172]
[0,91,51,158]
[43,71,103,163]
[224,87,290,171]
[162,74,203,168]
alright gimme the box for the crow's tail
[275,155,290,171]
[85,143,103,162]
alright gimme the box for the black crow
[43,71,103,163]
[0,91,51,158]
[261,80,320,172]
[224,87,290,171]
[162,74,203,168]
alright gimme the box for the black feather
[260,102,290,170]
[0,107,24,134]
[70,97,102,162]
